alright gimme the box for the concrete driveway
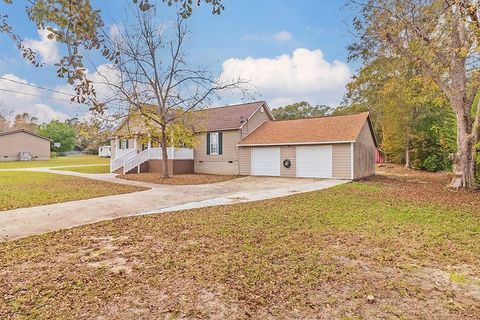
[0,169,348,241]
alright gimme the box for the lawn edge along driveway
[0,177,346,241]
[0,171,148,212]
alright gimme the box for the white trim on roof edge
[199,127,245,132]
[237,141,355,147]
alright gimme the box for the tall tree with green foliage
[345,55,456,171]
[39,120,75,152]
[68,117,112,154]
[272,101,333,120]
[349,0,480,188]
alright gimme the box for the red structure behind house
[375,149,385,163]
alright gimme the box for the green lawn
[0,155,109,169]
[0,171,146,211]
[0,169,479,318]
[52,165,111,174]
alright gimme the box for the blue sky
[0,0,355,123]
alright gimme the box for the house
[98,145,111,158]
[109,101,377,179]
[0,129,51,161]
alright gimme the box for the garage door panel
[297,145,332,178]
[251,147,280,176]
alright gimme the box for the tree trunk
[160,126,170,178]
[449,110,476,189]
[405,135,410,169]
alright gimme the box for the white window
[210,132,219,155]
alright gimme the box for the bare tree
[0,102,13,132]
[349,0,480,189]
[1,1,225,111]
[98,9,247,178]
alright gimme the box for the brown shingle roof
[192,101,270,131]
[238,112,374,146]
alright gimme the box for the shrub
[422,154,445,172]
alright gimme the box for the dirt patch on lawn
[116,173,240,185]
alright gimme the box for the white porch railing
[110,149,136,172]
[116,148,136,159]
[123,148,150,174]
[174,148,194,159]
[121,147,194,174]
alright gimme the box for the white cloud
[0,73,69,123]
[274,31,293,42]
[242,31,293,43]
[32,103,69,123]
[219,48,352,107]
[52,64,120,107]
[108,23,122,42]
[23,29,60,65]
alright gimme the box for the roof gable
[192,101,272,131]
[237,112,376,146]
[0,129,52,141]
[112,101,273,135]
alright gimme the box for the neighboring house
[109,101,377,179]
[0,129,51,161]
[98,145,111,158]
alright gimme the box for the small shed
[0,129,51,161]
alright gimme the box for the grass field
[0,171,146,211]
[53,165,111,174]
[0,167,479,319]
[0,155,109,169]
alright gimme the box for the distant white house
[98,145,111,158]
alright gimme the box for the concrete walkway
[0,168,348,241]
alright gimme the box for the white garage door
[297,145,333,178]
[251,147,280,176]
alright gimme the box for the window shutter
[218,132,223,155]
[206,133,211,155]
[126,139,129,149]
[118,140,122,149]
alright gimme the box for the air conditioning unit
[19,152,33,161]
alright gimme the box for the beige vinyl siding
[0,132,50,161]
[332,143,352,179]
[241,106,271,138]
[353,122,376,179]
[194,129,241,175]
[239,147,251,175]
[280,146,296,177]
